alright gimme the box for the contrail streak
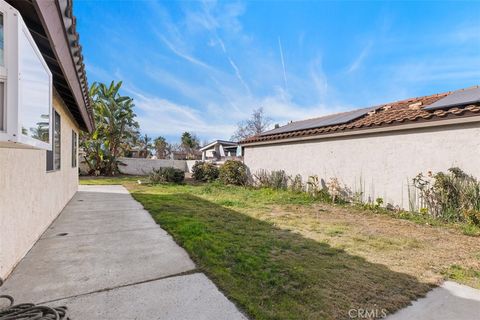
[278,37,288,93]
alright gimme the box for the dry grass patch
[265,203,480,288]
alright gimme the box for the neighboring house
[126,146,150,159]
[200,140,239,161]
[0,0,93,281]
[240,86,480,209]
[171,150,201,160]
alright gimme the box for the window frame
[71,130,77,168]
[0,4,9,133]
[46,110,60,172]
[0,1,53,150]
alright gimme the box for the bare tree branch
[231,107,271,141]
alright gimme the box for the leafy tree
[231,107,271,141]
[30,114,50,142]
[180,132,200,159]
[154,136,170,159]
[80,81,139,175]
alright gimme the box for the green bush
[413,167,480,224]
[307,175,331,202]
[149,167,185,184]
[219,160,249,186]
[253,169,290,190]
[192,161,219,182]
[289,174,304,193]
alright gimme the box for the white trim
[0,0,53,150]
[200,140,238,151]
[240,115,480,147]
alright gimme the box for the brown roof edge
[32,0,94,132]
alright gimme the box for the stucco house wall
[243,122,480,209]
[0,92,79,280]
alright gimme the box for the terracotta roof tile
[241,87,480,144]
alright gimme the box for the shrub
[413,167,480,224]
[270,170,289,190]
[219,160,249,186]
[253,169,289,189]
[253,169,271,188]
[307,175,331,202]
[149,167,185,184]
[289,174,304,193]
[192,161,219,182]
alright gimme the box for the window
[0,82,4,131]
[0,12,4,66]
[19,27,50,143]
[0,12,4,132]
[0,1,52,149]
[46,111,60,171]
[72,130,77,168]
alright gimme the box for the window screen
[0,82,4,131]
[0,13,4,66]
[54,111,61,170]
[46,111,61,171]
[72,130,77,168]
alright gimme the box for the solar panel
[260,106,379,136]
[424,87,480,111]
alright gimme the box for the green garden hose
[0,295,70,320]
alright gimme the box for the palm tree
[154,136,169,159]
[139,134,152,158]
[80,81,139,175]
[181,132,200,159]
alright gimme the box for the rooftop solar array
[424,87,480,111]
[260,106,379,136]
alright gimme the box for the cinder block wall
[117,157,188,175]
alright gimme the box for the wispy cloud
[227,57,251,95]
[79,0,480,142]
[128,88,236,137]
[347,41,373,73]
[159,35,213,70]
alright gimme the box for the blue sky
[75,0,480,143]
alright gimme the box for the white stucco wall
[244,122,480,209]
[117,157,188,175]
[186,160,198,173]
[0,93,79,281]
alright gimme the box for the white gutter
[240,115,480,147]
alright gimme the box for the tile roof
[62,0,93,129]
[241,87,480,144]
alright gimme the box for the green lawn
[79,177,480,319]
[80,175,142,185]
[126,182,433,320]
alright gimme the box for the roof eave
[240,114,480,147]
[32,0,93,132]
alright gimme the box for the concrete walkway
[0,185,247,319]
[386,281,480,320]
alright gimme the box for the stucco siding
[244,122,480,209]
[0,92,79,281]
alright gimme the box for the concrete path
[0,185,247,320]
[386,281,480,320]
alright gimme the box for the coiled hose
[0,295,70,320]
